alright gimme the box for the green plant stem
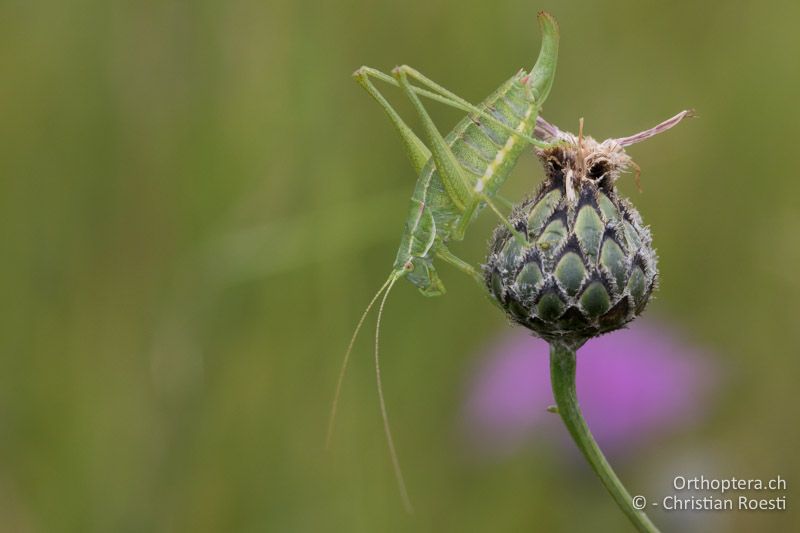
[549,341,660,533]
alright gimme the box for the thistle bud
[484,126,659,346]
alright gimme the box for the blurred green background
[1,0,798,531]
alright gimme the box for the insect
[327,12,562,512]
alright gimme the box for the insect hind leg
[394,65,552,149]
[393,66,473,212]
[360,65,552,149]
[353,67,432,174]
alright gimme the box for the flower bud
[484,134,657,345]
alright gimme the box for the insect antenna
[326,273,396,450]
[373,272,414,513]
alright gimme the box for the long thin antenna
[326,273,396,450]
[374,273,413,513]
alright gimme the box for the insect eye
[403,260,415,272]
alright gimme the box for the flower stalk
[549,341,660,533]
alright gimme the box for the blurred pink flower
[463,320,717,457]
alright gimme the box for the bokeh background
[2,0,799,531]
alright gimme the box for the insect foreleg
[393,67,473,212]
[434,246,484,286]
[353,67,432,174]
